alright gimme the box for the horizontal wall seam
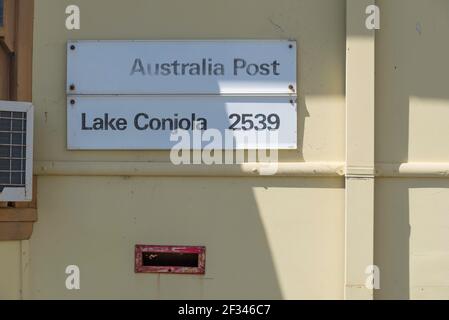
[32,161,449,178]
[346,166,376,179]
[33,161,345,177]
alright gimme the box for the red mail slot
[135,245,206,275]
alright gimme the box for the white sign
[67,40,297,95]
[67,96,297,150]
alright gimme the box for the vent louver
[0,101,33,201]
[0,0,3,27]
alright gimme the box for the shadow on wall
[375,179,449,300]
[27,0,347,299]
[29,176,345,299]
[374,0,449,300]
[374,179,411,299]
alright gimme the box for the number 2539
[229,113,280,131]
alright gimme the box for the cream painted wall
[27,176,344,299]
[0,242,21,299]
[374,0,449,300]
[24,0,347,299]
[375,178,449,300]
[32,0,346,163]
[1,0,445,300]
[376,0,449,163]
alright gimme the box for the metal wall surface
[2,0,446,300]
[374,0,449,300]
[25,0,346,299]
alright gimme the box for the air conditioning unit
[0,101,33,201]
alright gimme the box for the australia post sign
[66,40,297,150]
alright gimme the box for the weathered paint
[135,245,206,275]
[23,0,346,299]
[0,0,448,300]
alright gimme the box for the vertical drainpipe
[345,0,376,300]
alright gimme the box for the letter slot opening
[135,245,206,275]
[142,252,199,267]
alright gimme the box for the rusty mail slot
[135,245,206,275]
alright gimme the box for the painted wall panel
[374,0,449,301]
[0,241,21,299]
[375,179,449,300]
[24,0,449,300]
[376,0,449,163]
[33,0,346,163]
[27,176,344,299]
[28,0,347,299]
